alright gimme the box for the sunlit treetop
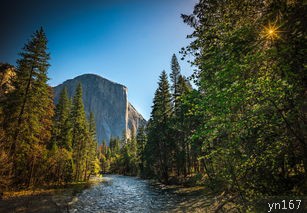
[262,22,282,41]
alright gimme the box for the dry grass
[2,189,57,199]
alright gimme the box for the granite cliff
[0,63,15,100]
[53,74,146,144]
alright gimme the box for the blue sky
[0,0,197,120]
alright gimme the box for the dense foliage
[103,0,306,210]
[98,135,140,176]
[0,29,99,191]
[181,0,306,196]
[134,0,306,210]
[0,1,305,211]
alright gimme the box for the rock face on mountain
[0,63,15,100]
[53,74,146,144]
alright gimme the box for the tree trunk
[28,155,36,187]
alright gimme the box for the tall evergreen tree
[49,86,74,183]
[89,112,97,143]
[101,140,107,156]
[170,54,181,106]
[3,28,54,186]
[71,83,88,181]
[136,126,147,176]
[51,87,72,150]
[110,137,120,155]
[85,112,99,179]
[146,70,172,182]
[171,74,193,177]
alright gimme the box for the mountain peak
[59,73,127,89]
[53,73,146,144]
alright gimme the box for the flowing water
[69,175,204,213]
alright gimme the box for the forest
[98,0,306,210]
[0,28,100,188]
[0,0,306,211]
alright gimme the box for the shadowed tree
[3,28,54,186]
[145,71,172,182]
[71,83,88,181]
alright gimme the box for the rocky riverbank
[0,188,71,213]
[0,177,104,213]
[0,176,233,213]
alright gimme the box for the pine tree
[145,71,172,182]
[86,112,99,179]
[71,83,88,181]
[136,126,147,176]
[170,74,193,177]
[101,140,107,155]
[170,54,181,106]
[110,137,120,155]
[3,28,54,186]
[49,86,74,183]
[89,112,97,143]
[52,87,72,150]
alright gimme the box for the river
[69,175,208,213]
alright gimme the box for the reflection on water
[69,175,185,213]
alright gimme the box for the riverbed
[69,175,211,213]
[0,175,212,213]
